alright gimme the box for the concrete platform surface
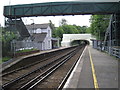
[64,46,119,89]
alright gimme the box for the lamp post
[30,19,35,49]
[30,19,34,34]
[9,0,11,5]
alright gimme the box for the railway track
[35,46,85,89]
[2,47,75,74]
[2,47,76,84]
[2,46,85,90]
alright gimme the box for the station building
[26,23,52,50]
[13,23,59,51]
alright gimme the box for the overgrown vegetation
[0,57,11,63]
[1,27,17,57]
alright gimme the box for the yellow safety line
[88,47,99,90]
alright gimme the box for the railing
[102,46,120,58]
[103,46,109,53]
[11,40,40,51]
[93,45,120,58]
[110,47,120,58]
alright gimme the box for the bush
[1,27,17,57]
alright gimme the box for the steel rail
[19,47,78,90]
[57,46,85,89]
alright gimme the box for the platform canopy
[4,1,120,18]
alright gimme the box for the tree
[1,27,17,57]
[62,25,79,34]
[59,18,68,26]
[73,25,89,34]
[55,27,64,41]
[89,15,110,40]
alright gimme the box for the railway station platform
[64,45,119,89]
[1,47,66,71]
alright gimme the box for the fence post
[118,49,120,58]
[109,47,111,55]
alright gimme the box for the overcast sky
[0,0,120,27]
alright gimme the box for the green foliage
[53,26,64,41]
[53,25,80,40]
[0,57,11,63]
[0,28,2,42]
[89,15,110,40]
[86,27,91,33]
[1,27,17,57]
[62,25,79,34]
[73,25,89,34]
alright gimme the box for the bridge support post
[104,14,120,56]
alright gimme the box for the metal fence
[92,40,120,58]
[110,47,120,58]
[11,40,42,52]
[98,46,120,58]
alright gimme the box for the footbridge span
[61,34,94,47]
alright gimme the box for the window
[48,41,50,48]
[48,30,50,37]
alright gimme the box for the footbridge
[61,34,94,47]
[4,2,120,18]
